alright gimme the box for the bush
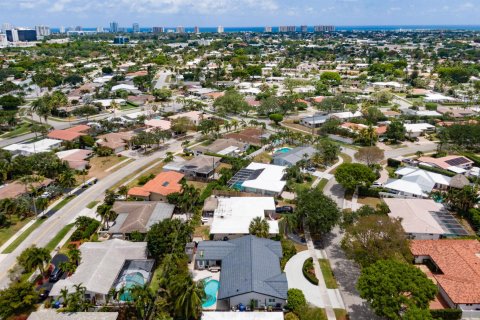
[430,309,462,320]
[286,289,307,313]
[425,102,438,110]
[138,174,155,186]
[281,239,297,270]
[302,258,319,285]
[95,146,113,157]
[387,158,402,168]
[465,208,480,232]
[358,186,380,197]
[285,313,300,320]
[462,152,480,167]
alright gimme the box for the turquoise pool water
[119,272,146,301]
[202,279,220,308]
[275,147,291,154]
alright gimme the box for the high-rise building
[314,25,335,32]
[264,26,272,33]
[194,26,200,34]
[6,28,37,42]
[96,26,103,33]
[1,23,12,33]
[176,26,185,34]
[279,26,296,32]
[75,26,82,31]
[0,34,8,47]
[110,21,119,33]
[301,25,308,33]
[152,27,164,33]
[113,36,129,44]
[59,26,65,33]
[132,23,140,33]
[217,25,224,33]
[35,25,51,39]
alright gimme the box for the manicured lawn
[86,201,99,209]
[120,102,138,110]
[319,259,338,289]
[0,216,34,248]
[334,308,348,320]
[83,155,128,181]
[2,218,46,253]
[45,223,75,252]
[0,122,32,138]
[126,162,166,188]
[194,225,210,239]
[340,153,352,163]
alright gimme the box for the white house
[209,197,278,240]
[404,123,436,138]
[229,162,287,196]
[4,139,62,156]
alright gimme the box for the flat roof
[4,138,62,154]
[240,162,286,193]
[202,312,284,320]
[210,197,278,235]
[28,310,118,320]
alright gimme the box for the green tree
[286,288,306,314]
[0,281,37,318]
[153,88,173,102]
[386,121,406,143]
[316,139,340,165]
[146,219,193,261]
[17,246,51,277]
[334,163,376,192]
[295,188,341,238]
[355,125,378,146]
[320,71,341,86]
[269,113,284,125]
[357,259,437,320]
[341,215,412,267]
[445,185,479,213]
[0,95,24,110]
[248,217,270,238]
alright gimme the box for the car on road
[38,289,50,301]
[371,182,383,188]
[276,206,294,213]
[306,167,316,172]
[201,217,209,224]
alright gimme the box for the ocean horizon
[51,25,480,33]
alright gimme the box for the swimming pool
[275,147,291,154]
[118,272,146,301]
[202,279,220,308]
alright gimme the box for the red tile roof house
[128,171,184,201]
[96,132,135,154]
[47,125,91,142]
[411,240,480,312]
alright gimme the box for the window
[268,298,275,303]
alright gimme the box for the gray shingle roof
[273,146,316,165]
[197,235,288,300]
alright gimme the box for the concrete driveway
[285,250,344,309]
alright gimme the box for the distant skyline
[1,0,480,27]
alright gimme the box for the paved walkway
[284,250,344,310]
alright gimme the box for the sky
[1,0,480,28]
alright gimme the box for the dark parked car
[39,289,50,301]
[275,206,294,213]
[49,266,64,283]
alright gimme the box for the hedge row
[462,152,480,167]
[465,208,480,232]
[387,158,402,168]
[418,164,456,177]
[302,258,319,285]
[430,308,462,320]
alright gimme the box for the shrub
[281,239,297,270]
[358,186,380,197]
[387,158,402,168]
[425,102,438,110]
[286,289,307,314]
[302,258,319,285]
[285,313,300,320]
[430,309,462,320]
[418,164,456,177]
[138,174,155,186]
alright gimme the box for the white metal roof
[4,138,62,154]
[241,162,286,193]
[384,179,428,197]
[210,197,278,235]
[202,312,284,320]
[404,123,435,133]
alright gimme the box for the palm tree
[57,169,76,188]
[19,175,43,217]
[249,217,270,238]
[59,261,76,276]
[173,278,204,320]
[67,248,82,266]
[96,204,115,229]
[25,246,51,277]
[60,287,69,306]
[130,284,156,320]
[231,119,239,131]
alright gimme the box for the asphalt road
[0,138,184,289]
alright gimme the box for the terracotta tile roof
[47,130,85,141]
[411,239,480,304]
[418,156,473,170]
[66,125,91,133]
[128,171,184,198]
[97,132,135,150]
[0,179,52,200]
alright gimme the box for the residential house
[28,310,118,320]
[168,111,209,126]
[384,198,447,240]
[382,167,451,198]
[180,155,221,180]
[145,119,172,131]
[225,128,269,146]
[272,146,316,167]
[195,235,288,309]
[56,149,93,170]
[411,240,480,311]
[300,113,329,128]
[96,132,135,153]
[418,155,474,174]
[202,312,284,320]
[128,171,184,201]
[0,178,52,200]
[194,139,249,157]
[50,240,154,304]
[228,162,286,196]
[404,123,436,138]
[208,196,279,240]
[4,139,62,156]
[108,201,175,239]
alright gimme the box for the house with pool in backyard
[194,235,288,311]
[49,239,154,305]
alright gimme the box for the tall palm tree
[173,278,204,320]
[19,175,43,217]
[67,248,82,266]
[249,217,270,238]
[130,284,156,320]
[57,169,76,188]
[25,246,51,277]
